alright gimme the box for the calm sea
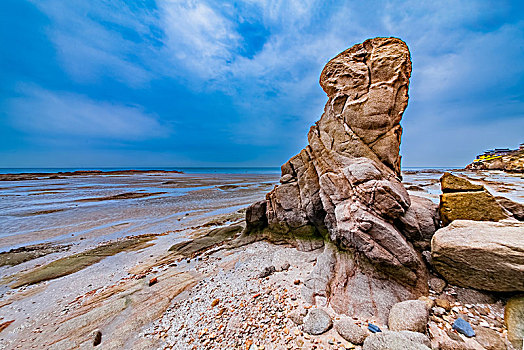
[0,167,282,175]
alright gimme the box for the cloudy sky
[1,0,523,168]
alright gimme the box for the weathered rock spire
[245,37,439,322]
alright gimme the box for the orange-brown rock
[438,173,509,226]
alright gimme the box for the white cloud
[8,85,169,140]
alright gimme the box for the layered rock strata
[431,220,524,292]
[245,38,438,322]
[438,172,509,225]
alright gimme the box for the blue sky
[1,0,523,168]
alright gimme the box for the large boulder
[396,195,440,250]
[245,37,432,323]
[431,220,524,292]
[505,295,524,349]
[388,300,429,333]
[335,317,369,344]
[302,308,332,335]
[363,331,431,350]
[244,200,268,232]
[438,173,509,225]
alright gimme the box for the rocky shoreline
[0,37,523,350]
[0,169,184,182]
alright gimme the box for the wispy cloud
[3,0,523,166]
[8,85,168,140]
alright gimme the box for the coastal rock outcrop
[245,37,438,322]
[431,220,524,292]
[467,145,524,173]
[438,172,509,225]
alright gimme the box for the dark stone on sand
[168,225,242,258]
[258,266,276,278]
[93,330,102,346]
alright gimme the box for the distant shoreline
[0,169,184,181]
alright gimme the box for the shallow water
[0,169,522,252]
[0,172,279,251]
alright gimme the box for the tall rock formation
[245,37,438,322]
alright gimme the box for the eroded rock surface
[245,37,438,322]
[431,220,524,292]
[438,172,509,225]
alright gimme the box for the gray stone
[244,200,267,232]
[452,317,475,337]
[258,266,275,278]
[388,300,428,333]
[302,308,332,335]
[288,308,307,325]
[335,317,368,344]
[363,331,431,350]
[431,220,524,292]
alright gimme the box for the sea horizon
[0,166,461,175]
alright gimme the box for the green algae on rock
[10,235,158,288]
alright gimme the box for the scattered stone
[302,309,332,335]
[368,324,381,333]
[335,317,368,345]
[496,196,524,221]
[474,326,506,350]
[418,296,435,310]
[452,318,475,337]
[288,308,307,325]
[505,295,524,349]
[293,279,300,285]
[363,331,430,350]
[429,277,447,294]
[440,172,484,192]
[258,266,276,278]
[435,299,451,311]
[148,277,158,286]
[432,307,446,316]
[93,330,102,346]
[279,262,290,271]
[431,220,524,292]
[211,298,219,307]
[388,300,428,333]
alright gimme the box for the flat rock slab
[431,220,524,292]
